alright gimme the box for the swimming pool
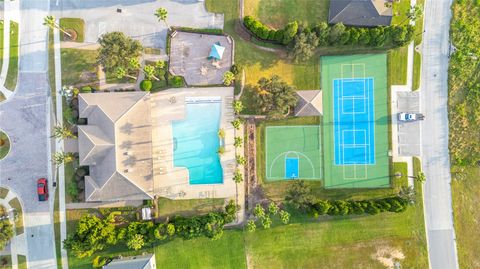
[172,98,223,184]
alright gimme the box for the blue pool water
[172,100,223,184]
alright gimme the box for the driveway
[50,0,224,49]
[421,0,459,268]
[0,0,56,268]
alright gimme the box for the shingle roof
[78,92,153,201]
[329,0,393,27]
[104,254,156,269]
[295,90,323,116]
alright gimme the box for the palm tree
[43,15,71,37]
[143,65,160,81]
[154,8,169,30]
[223,71,235,86]
[232,100,243,114]
[404,5,423,24]
[52,125,77,140]
[52,151,75,166]
[115,67,137,80]
[129,58,141,70]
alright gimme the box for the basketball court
[265,126,322,181]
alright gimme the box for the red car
[37,178,48,201]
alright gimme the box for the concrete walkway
[0,189,28,269]
[53,25,69,269]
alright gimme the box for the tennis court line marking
[332,63,376,180]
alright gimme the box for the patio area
[150,87,238,200]
[169,31,233,86]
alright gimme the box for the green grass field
[59,18,85,42]
[4,21,19,91]
[265,126,321,181]
[61,48,98,86]
[322,54,390,188]
[388,46,408,85]
[244,0,330,29]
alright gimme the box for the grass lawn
[0,131,10,160]
[64,162,75,203]
[59,18,85,42]
[8,198,23,235]
[391,0,411,25]
[61,48,98,86]
[0,93,5,102]
[54,186,63,269]
[0,187,8,199]
[17,255,26,269]
[4,21,19,91]
[413,51,421,90]
[244,0,329,29]
[412,0,425,91]
[0,255,12,269]
[48,30,56,110]
[156,198,225,219]
[388,46,408,85]
[155,230,246,269]
[0,20,4,72]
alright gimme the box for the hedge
[308,196,409,217]
[244,15,414,48]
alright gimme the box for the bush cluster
[65,201,239,258]
[243,16,297,45]
[244,16,414,48]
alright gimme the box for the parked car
[398,112,425,122]
[37,178,49,201]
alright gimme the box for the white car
[398,112,425,122]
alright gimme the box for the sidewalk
[0,189,28,269]
[53,25,69,269]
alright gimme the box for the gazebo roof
[209,43,225,60]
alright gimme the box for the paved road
[421,0,459,268]
[0,0,57,268]
[50,0,224,49]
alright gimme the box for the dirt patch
[372,246,405,269]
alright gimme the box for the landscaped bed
[0,131,10,160]
[59,18,85,42]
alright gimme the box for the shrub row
[174,27,223,35]
[244,15,414,48]
[243,15,298,45]
[307,196,409,217]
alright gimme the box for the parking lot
[395,91,421,156]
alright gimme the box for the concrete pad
[169,31,233,85]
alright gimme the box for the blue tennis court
[285,157,299,179]
[333,78,375,165]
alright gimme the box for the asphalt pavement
[421,0,459,268]
[0,0,57,268]
[50,0,224,49]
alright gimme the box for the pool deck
[150,87,239,200]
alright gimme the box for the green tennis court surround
[322,54,390,188]
[265,126,322,181]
